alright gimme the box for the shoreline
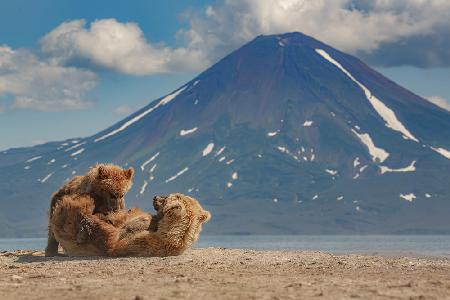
[1,248,450,299]
[2,235,450,259]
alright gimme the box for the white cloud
[426,96,450,112]
[36,2,450,75]
[31,139,47,146]
[114,105,133,115]
[176,0,450,67]
[41,19,204,75]
[0,45,97,112]
[2,0,449,112]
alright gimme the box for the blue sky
[1,0,450,150]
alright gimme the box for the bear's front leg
[119,209,152,239]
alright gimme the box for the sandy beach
[1,248,450,299]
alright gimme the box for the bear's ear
[97,165,108,179]
[198,211,211,223]
[124,167,134,180]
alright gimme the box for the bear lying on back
[110,193,211,257]
[45,163,134,256]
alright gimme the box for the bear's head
[90,164,134,213]
[153,193,211,249]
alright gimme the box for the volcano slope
[1,32,450,236]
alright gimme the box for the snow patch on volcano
[180,127,197,136]
[431,147,450,160]
[278,146,303,162]
[140,181,148,195]
[227,171,239,188]
[316,49,419,143]
[165,167,189,183]
[380,160,416,174]
[351,129,389,163]
[302,120,313,127]
[41,172,54,183]
[26,156,42,163]
[400,193,416,202]
[202,143,215,156]
[141,152,160,171]
[70,148,84,157]
[95,86,187,142]
[277,146,287,153]
[215,146,226,157]
[226,159,234,165]
[325,169,338,176]
[65,142,86,152]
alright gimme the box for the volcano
[1,32,450,237]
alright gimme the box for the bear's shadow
[14,253,119,264]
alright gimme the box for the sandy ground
[1,248,450,300]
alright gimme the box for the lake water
[1,235,450,257]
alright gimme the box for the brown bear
[50,193,210,257]
[45,163,134,256]
[49,193,151,256]
[109,193,211,257]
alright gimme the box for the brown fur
[50,194,117,256]
[109,193,211,257]
[45,163,134,256]
[50,193,210,257]
[50,194,151,256]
